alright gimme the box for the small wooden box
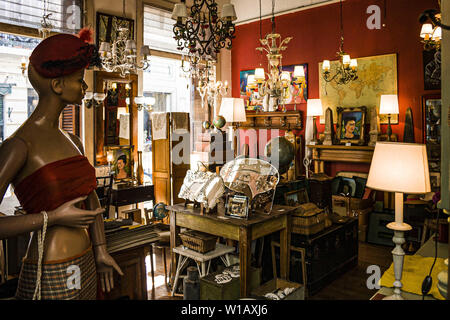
[251,278,305,300]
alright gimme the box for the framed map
[319,53,398,124]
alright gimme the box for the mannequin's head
[28,63,88,106]
[28,28,100,106]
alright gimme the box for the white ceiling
[230,0,339,25]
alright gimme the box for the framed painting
[319,53,397,125]
[225,194,250,219]
[423,49,441,90]
[281,64,308,104]
[239,70,262,110]
[96,12,135,46]
[105,145,134,182]
[336,106,367,145]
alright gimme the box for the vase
[137,151,144,185]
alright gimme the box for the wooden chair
[271,241,308,298]
[95,174,114,219]
[144,208,172,290]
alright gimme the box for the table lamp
[307,99,323,144]
[219,98,247,157]
[379,95,399,141]
[367,142,431,300]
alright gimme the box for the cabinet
[422,94,441,192]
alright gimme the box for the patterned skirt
[15,247,97,300]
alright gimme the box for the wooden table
[307,144,374,173]
[168,204,296,297]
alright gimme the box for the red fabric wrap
[29,33,94,78]
[14,155,97,214]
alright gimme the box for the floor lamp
[219,98,247,158]
[367,142,431,300]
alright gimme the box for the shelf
[306,144,375,173]
[236,110,303,130]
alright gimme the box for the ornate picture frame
[225,194,250,219]
[96,12,135,46]
[336,106,367,145]
[104,145,134,182]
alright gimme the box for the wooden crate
[291,204,326,236]
[251,278,305,300]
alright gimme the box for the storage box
[251,278,305,300]
[200,266,261,300]
[179,230,218,253]
[291,203,326,236]
[332,195,373,227]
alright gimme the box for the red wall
[231,0,440,176]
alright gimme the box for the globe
[264,136,295,175]
[153,203,168,220]
[202,120,211,130]
[212,115,226,130]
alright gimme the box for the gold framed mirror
[93,71,138,166]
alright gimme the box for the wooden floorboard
[147,241,394,300]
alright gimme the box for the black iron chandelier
[419,0,449,51]
[171,0,237,59]
[321,0,358,85]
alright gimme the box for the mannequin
[0,29,122,299]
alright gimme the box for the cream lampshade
[379,94,399,115]
[293,66,305,78]
[307,99,323,144]
[219,98,247,123]
[420,23,433,39]
[366,142,431,300]
[379,94,399,141]
[254,68,265,81]
[306,99,323,117]
[219,98,246,157]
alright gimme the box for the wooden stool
[271,241,308,297]
[152,230,171,290]
[171,243,235,296]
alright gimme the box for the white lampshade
[107,151,114,163]
[254,68,265,81]
[350,59,357,69]
[379,94,399,115]
[367,142,430,194]
[172,3,188,20]
[99,42,111,53]
[420,23,434,38]
[433,26,442,40]
[134,96,145,105]
[342,54,351,65]
[84,91,93,100]
[306,99,323,117]
[93,93,106,102]
[280,71,291,83]
[219,98,247,123]
[293,66,305,78]
[221,4,237,21]
[322,60,331,71]
[145,96,156,105]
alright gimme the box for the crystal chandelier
[196,60,228,107]
[419,1,447,51]
[247,0,305,112]
[98,0,150,77]
[171,0,237,59]
[39,0,53,39]
[321,0,358,85]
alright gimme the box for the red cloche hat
[29,28,101,78]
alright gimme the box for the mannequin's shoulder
[64,131,85,155]
[0,135,28,162]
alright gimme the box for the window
[142,5,193,186]
[0,0,83,34]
